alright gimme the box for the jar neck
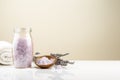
[14,27,31,33]
[14,27,31,37]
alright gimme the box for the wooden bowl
[34,55,57,69]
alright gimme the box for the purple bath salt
[13,27,33,68]
[37,57,55,65]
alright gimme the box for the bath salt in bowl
[34,55,57,69]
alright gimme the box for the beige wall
[0,0,120,60]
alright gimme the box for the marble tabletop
[0,61,120,80]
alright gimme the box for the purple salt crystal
[37,57,54,65]
[13,38,33,68]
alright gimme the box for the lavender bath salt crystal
[13,27,33,68]
[37,57,55,65]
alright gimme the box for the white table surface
[0,61,120,80]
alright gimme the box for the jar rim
[14,27,32,33]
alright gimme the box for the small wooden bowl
[34,55,57,69]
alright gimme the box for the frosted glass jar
[13,27,33,68]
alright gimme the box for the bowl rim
[34,55,57,68]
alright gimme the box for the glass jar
[13,27,33,68]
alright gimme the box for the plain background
[0,0,120,60]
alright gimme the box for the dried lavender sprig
[35,52,40,55]
[55,58,74,66]
[50,53,69,58]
